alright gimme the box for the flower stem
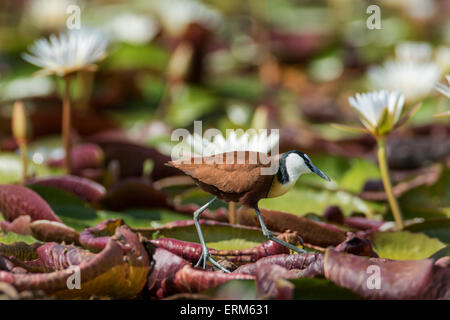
[377,137,403,229]
[20,141,28,183]
[62,76,72,175]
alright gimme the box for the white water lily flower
[108,13,158,44]
[368,60,441,103]
[435,75,450,98]
[348,90,405,135]
[182,130,279,158]
[151,0,222,37]
[382,0,436,20]
[395,41,432,62]
[22,29,109,77]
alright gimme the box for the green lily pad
[339,158,380,193]
[290,278,362,300]
[209,74,263,101]
[259,187,378,216]
[206,238,261,251]
[0,230,36,245]
[372,231,446,260]
[141,223,267,246]
[398,168,450,220]
[167,85,218,127]
[104,43,169,71]
[404,218,450,243]
[199,279,257,300]
[28,185,190,231]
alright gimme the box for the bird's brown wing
[168,151,274,194]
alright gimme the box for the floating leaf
[136,220,267,248]
[290,278,361,300]
[339,158,380,193]
[0,232,37,245]
[26,175,106,203]
[404,218,450,243]
[371,231,446,260]
[259,187,378,217]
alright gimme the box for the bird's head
[278,150,331,184]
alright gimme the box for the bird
[167,150,330,272]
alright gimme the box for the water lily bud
[12,101,27,144]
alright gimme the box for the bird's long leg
[193,196,230,273]
[254,207,307,254]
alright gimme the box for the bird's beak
[311,164,331,181]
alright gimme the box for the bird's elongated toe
[195,248,230,273]
[267,234,308,254]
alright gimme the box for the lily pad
[0,229,36,244]
[290,278,362,300]
[206,238,261,251]
[138,221,267,247]
[28,185,188,231]
[371,231,446,260]
[339,158,380,193]
[404,218,450,243]
[104,43,169,71]
[259,187,378,216]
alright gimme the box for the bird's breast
[267,175,295,198]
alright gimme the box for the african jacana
[167,150,330,272]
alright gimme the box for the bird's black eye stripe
[277,152,289,184]
[303,156,314,172]
[278,150,314,182]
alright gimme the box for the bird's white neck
[284,153,310,184]
[267,153,311,198]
